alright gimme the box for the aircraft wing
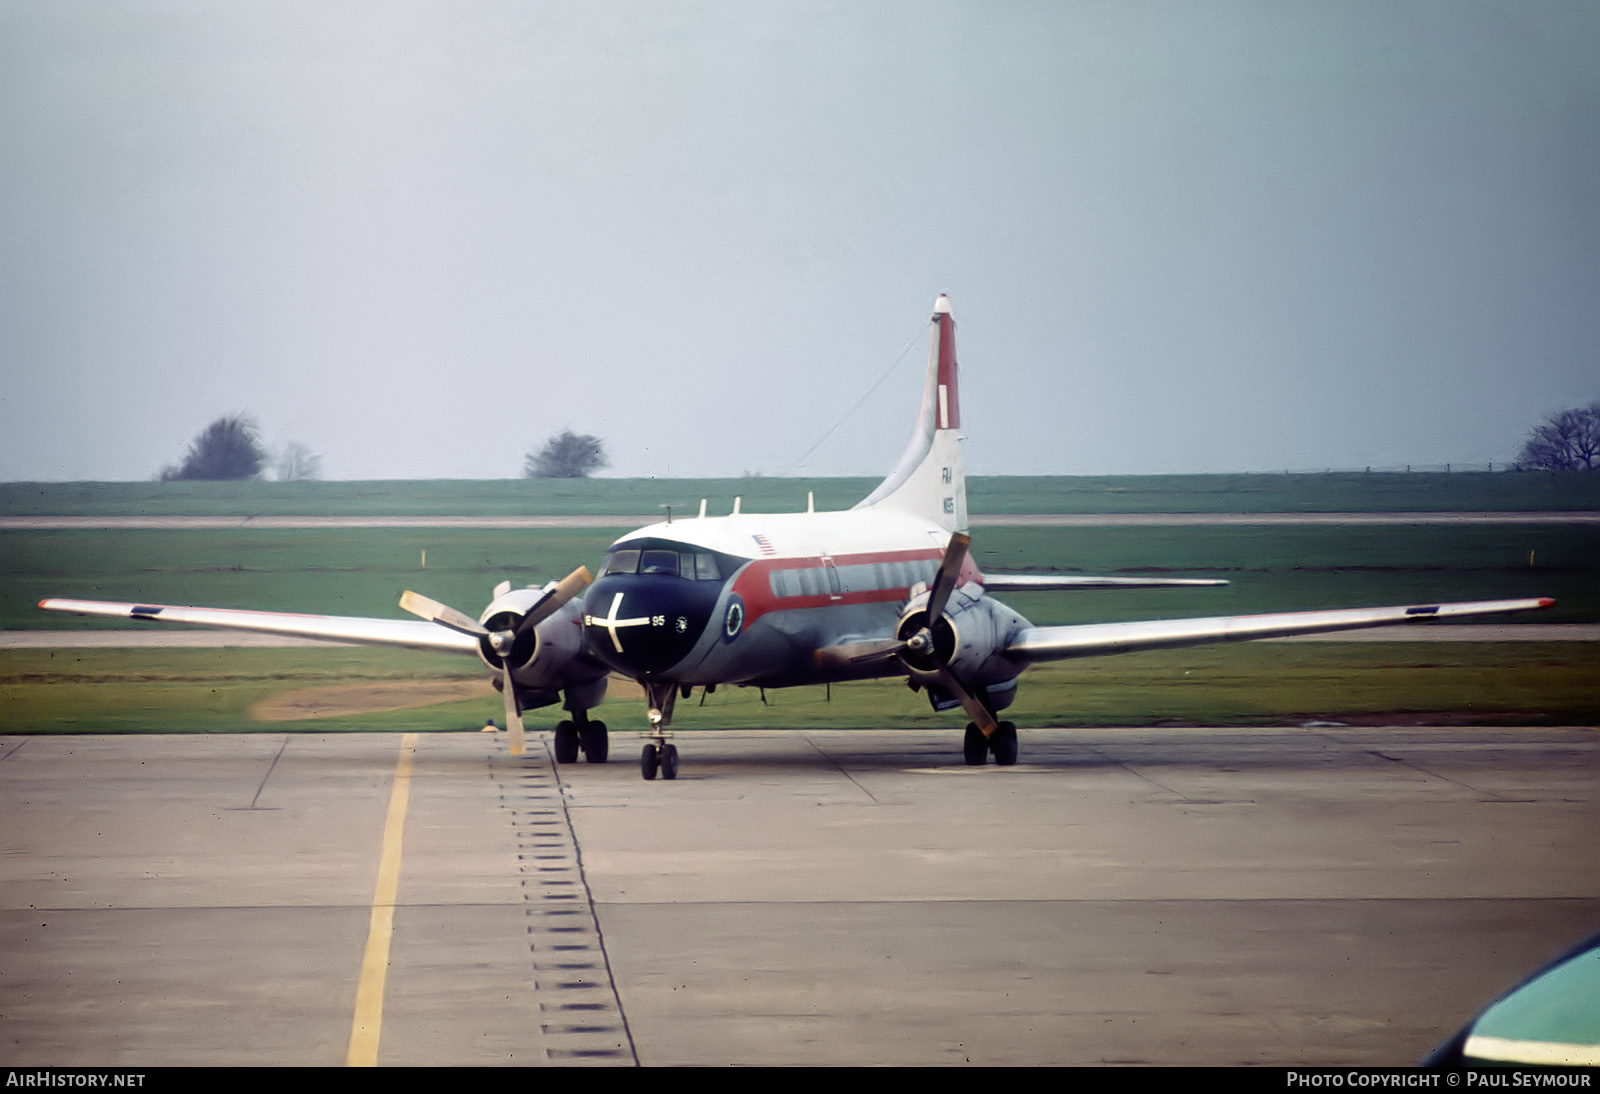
[983,573,1228,591]
[1004,597,1554,662]
[37,598,480,654]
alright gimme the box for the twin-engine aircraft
[43,295,1552,779]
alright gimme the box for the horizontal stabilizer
[983,573,1229,591]
[1006,597,1554,662]
[37,598,480,654]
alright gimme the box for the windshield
[603,546,724,581]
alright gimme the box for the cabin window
[768,558,943,599]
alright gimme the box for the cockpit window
[604,544,733,580]
[604,549,641,575]
[640,549,680,576]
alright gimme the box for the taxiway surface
[2,726,1595,1066]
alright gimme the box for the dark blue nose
[583,572,719,677]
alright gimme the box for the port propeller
[400,566,592,755]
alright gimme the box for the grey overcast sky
[2,2,1597,482]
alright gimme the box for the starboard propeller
[399,566,592,756]
[887,533,999,736]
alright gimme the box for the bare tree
[1516,403,1600,471]
[525,430,609,478]
[160,415,266,481]
[274,441,323,482]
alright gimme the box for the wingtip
[932,292,951,316]
[1538,597,1556,608]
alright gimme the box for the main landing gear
[553,709,609,765]
[964,721,1018,766]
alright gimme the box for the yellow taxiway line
[346,733,418,1067]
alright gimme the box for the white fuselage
[581,505,992,689]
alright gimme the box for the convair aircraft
[42,295,1553,779]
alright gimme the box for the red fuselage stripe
[729,547,981,627]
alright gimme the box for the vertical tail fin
[854,293,968,531]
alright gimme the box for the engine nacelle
[475,583,603,698]
[895,583,1028,690]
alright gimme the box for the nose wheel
[637,682,682,781]
[641,737,679,780]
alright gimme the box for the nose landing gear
[640,738,679,780]
[639,679,681,780]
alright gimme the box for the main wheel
[640,742,660,780]
[991,721,1019,766]
[579,719,609,763]
[660,743,680,780]
[963,723,989,766]
[553,720,580,764]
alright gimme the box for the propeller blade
[909,534,995,736]
[401,577,586,762]
[813,637,908,671]
[502,664,525,756]
[514,566,594,636]
[399,590,488,637]
[936,665,997,736]
[925,532,970,623]
[847,637,908,663]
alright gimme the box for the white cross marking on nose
[584,591,653,653]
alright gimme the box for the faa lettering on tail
[41,294,1554,780]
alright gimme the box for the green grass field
[3,475,1594,733]
[5,470,1600,517]
[4,522,1594,630]
[2,527,613,630]
[4,644,1595,735]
